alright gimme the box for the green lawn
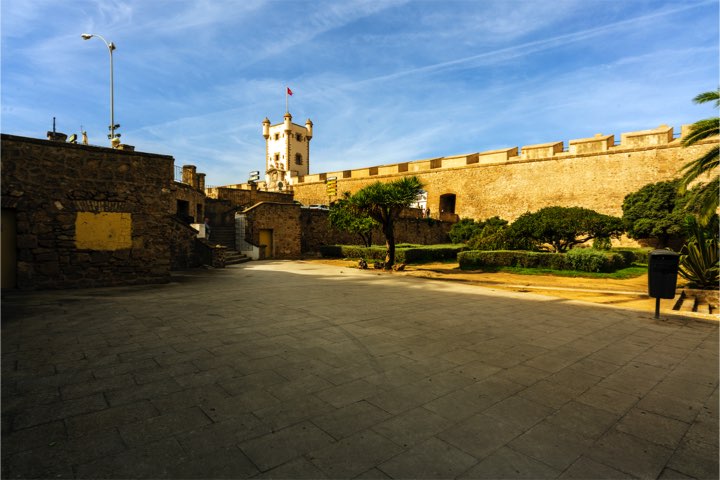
[477,264,648,279]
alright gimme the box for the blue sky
[2,0,718,186]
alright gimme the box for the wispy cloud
[2,0,717,185]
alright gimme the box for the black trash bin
[648,249,680,299]
[648,249,680,318]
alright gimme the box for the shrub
[566,249,626,273]
[459,249,627,272]
[402,245,466,263]
[613,248,651,265]
[319,245,342,257]
[458,250,567,270]
[679,216,719,288]
[449,218,484,244]
[320,244,465,264]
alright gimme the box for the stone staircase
[210,226,250,265]
[673,289,718,315]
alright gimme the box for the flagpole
[285,87,288,113]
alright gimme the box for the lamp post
[81,33,120,145]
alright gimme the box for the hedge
[458,249,630,272]
[612,248,651,265]
[319,244,465,263]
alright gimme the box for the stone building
[0,134,220,289]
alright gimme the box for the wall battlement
[298,124,683,184]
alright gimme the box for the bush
[449,219,484,244]
[613,248,651,265]
[458,249,628,272]
[565,249,626,272]
[458,250,567,270]
[402,245,466,263]
[319,245,342,257]
[320,244,465,264]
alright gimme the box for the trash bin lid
[650,249,679,257]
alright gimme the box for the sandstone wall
[243,202,302,258]
[291,125,717,221]
[1,134,175,289]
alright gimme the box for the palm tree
[348,176,424,268]
[679,89,719,224]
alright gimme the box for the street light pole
[81,33,119,145]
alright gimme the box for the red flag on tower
[287,87,293,96]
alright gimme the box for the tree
[347,176,424,268]
[328,193,377,247]
[679,89,719,224]
[622,180,687,248]
[508,206,624,253]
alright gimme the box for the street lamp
[81,33,120,145]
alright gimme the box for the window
[295,153,303,165]
[296,133,303,141]
[176,200,192,223]
[274,133,279,140]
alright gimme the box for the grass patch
[475,264,647,279]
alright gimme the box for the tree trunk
[384,218,395,269]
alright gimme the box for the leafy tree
[328,193,377,247]
[347,176,424,268]
[622,180,687,248]
[508,206,624,253]
[679,89,719,224]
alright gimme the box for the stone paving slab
[1,260,718,479]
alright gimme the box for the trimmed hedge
[613,248,651,265]
[319,244,466,263]
[458,249,631,272]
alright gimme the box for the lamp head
[81,33,93,40]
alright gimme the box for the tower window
[295,153,303,165]
[274,133,279,140]
[274,153,280,164]
[296,134,303,141]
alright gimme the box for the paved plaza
[2,260,718,479]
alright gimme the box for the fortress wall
[292,125,717,221]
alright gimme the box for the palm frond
[678,145,720,192]
[683,178,720,225]
[680,118,720,146]
[693,89,720,107]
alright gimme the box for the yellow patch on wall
[75,212,132,250]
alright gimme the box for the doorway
[259,229,273,259]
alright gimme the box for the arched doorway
[439,193,456,215]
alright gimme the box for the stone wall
[242,202,302,258]
[206,185,294,209]
[290,125,718,221]
[1,134,175,289]
[173,181,206,224]
[300,209,453,253]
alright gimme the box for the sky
[2,0,718,186]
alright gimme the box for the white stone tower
[262,113,313,192]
